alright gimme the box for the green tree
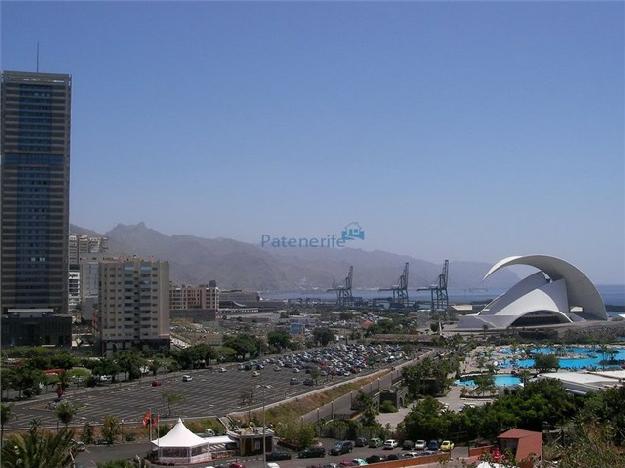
[267,331,291,351]
[473,373,495,396]
[102,415,121,444]
[162,391,185,417]
[534,353,559,373]
[1,426,76,468]
[519,369,532,385]
[222,334,262,360]
[379,400,397,413]
[116,352,147,381]
[81,421,95,444]
[89,357,122,383]
[309,366,321,384]
[1,403,13,446]
[55,401,79,428]
[312,328,334,346]
[355,392,378,426]
[148,358,162,377]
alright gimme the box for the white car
[182,375,193,382]
[252,371,260,377]
[383,439,398,449]
[293,368,300,373]
[414,440,427,450]
[218,367,227,373]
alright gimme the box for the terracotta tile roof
[498,429,542,462]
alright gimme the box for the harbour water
[265,285,625,308]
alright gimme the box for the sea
[263,284,625,313]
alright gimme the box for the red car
[151,380,161,387]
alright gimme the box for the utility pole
[256,379,272,467]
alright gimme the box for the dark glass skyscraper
[1,71,72,315]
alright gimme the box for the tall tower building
[1,71,72,346]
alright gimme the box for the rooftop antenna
[36,41,40,72]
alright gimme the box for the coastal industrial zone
[2,71,625,468]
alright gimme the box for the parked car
[266,452,292,461]
[351,459,367,466]
[368,438,383,448]
[274,366,281,372]
[182,375,193,382]
[365,455,385,464]
[403,452,419,458]
[229,463,245,468]
[402,440,414,450]
[386,454,399,461]
[252,371,260,377]
[290,377,299,385]
[339,461,353,467]
[298,447,326,458]
[303,378,314,386]
[355,437,368,447]
[383,439,398,450]
[219,367,227,373]
[331,441,353,456]
[414,440,426,450]
[266,463,280,468]
[440,440,455,452]
[427,440,439,451]
[151,380,162,387]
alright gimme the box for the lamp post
[256,383,272,467]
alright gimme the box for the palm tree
[55,401,78,428]
[1,403,13,446]
[519,369,532,385]
[1,425,75,467]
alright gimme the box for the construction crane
[418,260,450,314]
[379,262,409,308]
[328,266,353,308]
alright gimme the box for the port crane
[379,262,409,308]
[418,259,450,313]
[328,266,354,308]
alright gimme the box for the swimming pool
[455,374,522,388]
[500,346,625,369]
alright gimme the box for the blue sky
[2,1,624,283]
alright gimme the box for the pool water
[500,346,625,370]
[455,374,522,388]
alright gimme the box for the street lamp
[255,383,272,467]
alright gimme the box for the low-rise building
[169,281,219,311]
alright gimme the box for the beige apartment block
[97,257,170,354]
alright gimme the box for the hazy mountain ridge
[70,223,519,290]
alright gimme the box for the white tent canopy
[151,418,208,448]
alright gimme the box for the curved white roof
[484,255,607,321]
[152,418,208,448]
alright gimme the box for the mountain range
[70,222,519,291]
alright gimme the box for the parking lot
[8,344,411,428]
[74,439,466,468]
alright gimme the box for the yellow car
[440,440,455,452]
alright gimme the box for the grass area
[243,369,392,425]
